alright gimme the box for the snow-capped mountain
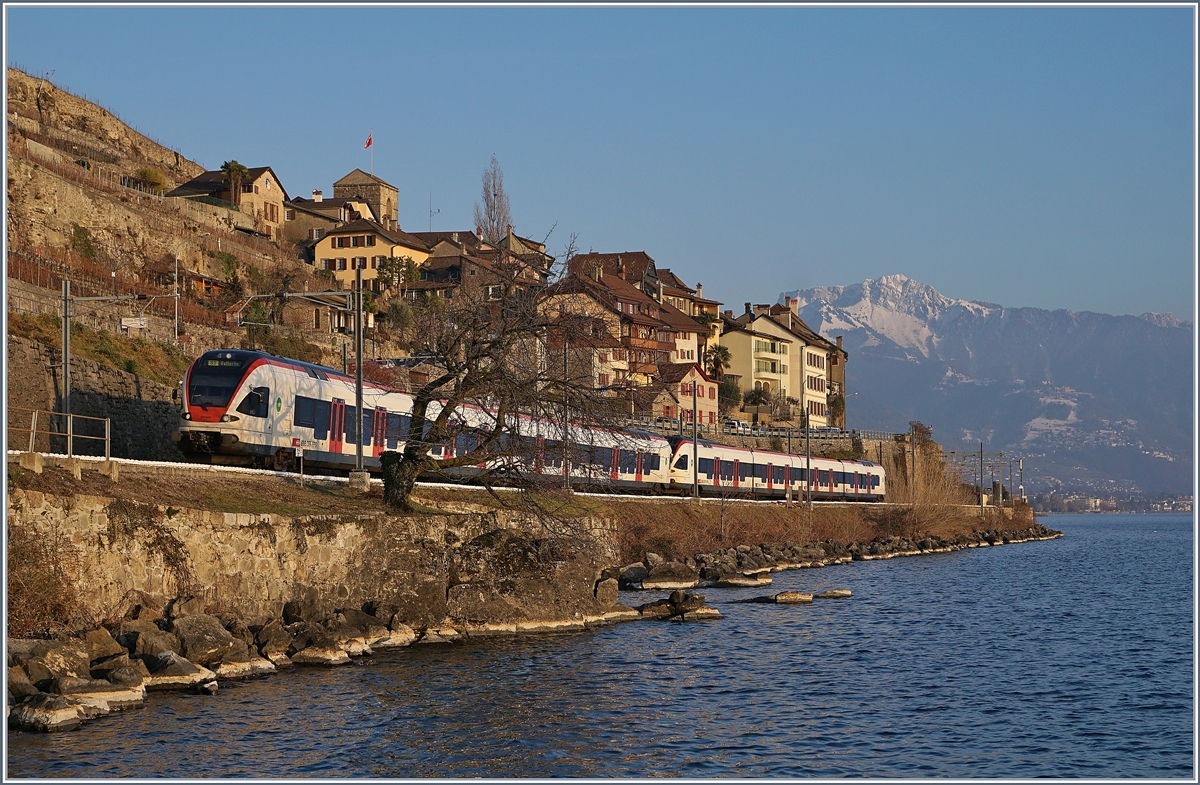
[779,275,1193,496]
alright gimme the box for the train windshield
[188,351,259,408]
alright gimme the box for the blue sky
[6,5,1195,319]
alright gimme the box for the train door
[534,437,544,474]
[329,399,346,454]
[766,462,774,491]
[732,459,740,488]
[372,409,386,459]
[610,447,619,482]
[712,457,720,488]
[635,453,643,483]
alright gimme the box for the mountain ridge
[779,275,1193,496]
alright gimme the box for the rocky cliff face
[7,67,203,185]
[780,274,1193,495]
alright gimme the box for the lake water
[7,513,1194,778]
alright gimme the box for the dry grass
[878,443,977,538]
[9,311,191,386]
[7,504,81,637]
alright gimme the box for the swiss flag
[364,133,372,149]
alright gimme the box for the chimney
[696,283,703,299]
[837,336,843,350]
[451,232,458,243]
[312,189,323,203]
[618,257,626,280]
[593,265,602,282]
[723,309,733,318]
[744,302,752,315]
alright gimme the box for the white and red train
[173,349,886,501]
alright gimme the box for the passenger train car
[173,349,885,501]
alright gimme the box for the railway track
[8,450,893,506]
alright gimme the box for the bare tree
[379,243,635,514]
[472,154,512,245]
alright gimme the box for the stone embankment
[609,524,1063,592]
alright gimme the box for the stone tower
[332,169,399,229]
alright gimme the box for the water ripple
[7,514,1193,777]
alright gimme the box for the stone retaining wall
[7,487,618,631]
[7,335,183,461]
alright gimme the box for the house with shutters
[169,166,289,240]
[543,269,678,387]
[647,362,720,426]
[658,268,722,351]
[718,300,848,428]
[312,219,430,293]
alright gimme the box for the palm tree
[220,160,250,208]
[704,344,732,380]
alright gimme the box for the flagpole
[369,129,373,174]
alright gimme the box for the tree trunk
[380,450,420,511]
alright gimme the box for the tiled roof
[334,168,397,190]
[409,230,481,248]
[566,251,656,282]
[657,300,705,333]
[172,166,289,201]
[655,362,710,385]
[656,268,694,293]
[326,219,430,250]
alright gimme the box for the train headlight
[220,414,240,423]
[182,412,192,420]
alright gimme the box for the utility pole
[61,280,70,422]
[173,252,179,346]
[692,373,699,498]
[979,441,985,516]
[910,422,917,496]
[563,326,570,490]
[996,451,1003,508]
[354,265,364,473]
[1019,458,1024,502]
[805,411,812,517]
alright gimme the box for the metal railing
[8,407,110,459]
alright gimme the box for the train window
[674,454,688,470]
[647,454,661,472]
[738,463,749,480]
[872,475,881,488]
[755,464,767,480]
[235,387,270,418]
[544,440,562,468]
[619,450,637,474]
[313,400,331,440]
[294,396,317,428]
[189,352,256,408]
[774,466,786,484]
[344,408,373,445]
[698,458,712,477]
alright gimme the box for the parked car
[652,416,677,429]
[750,425,768,437]
[723,419,751,435]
